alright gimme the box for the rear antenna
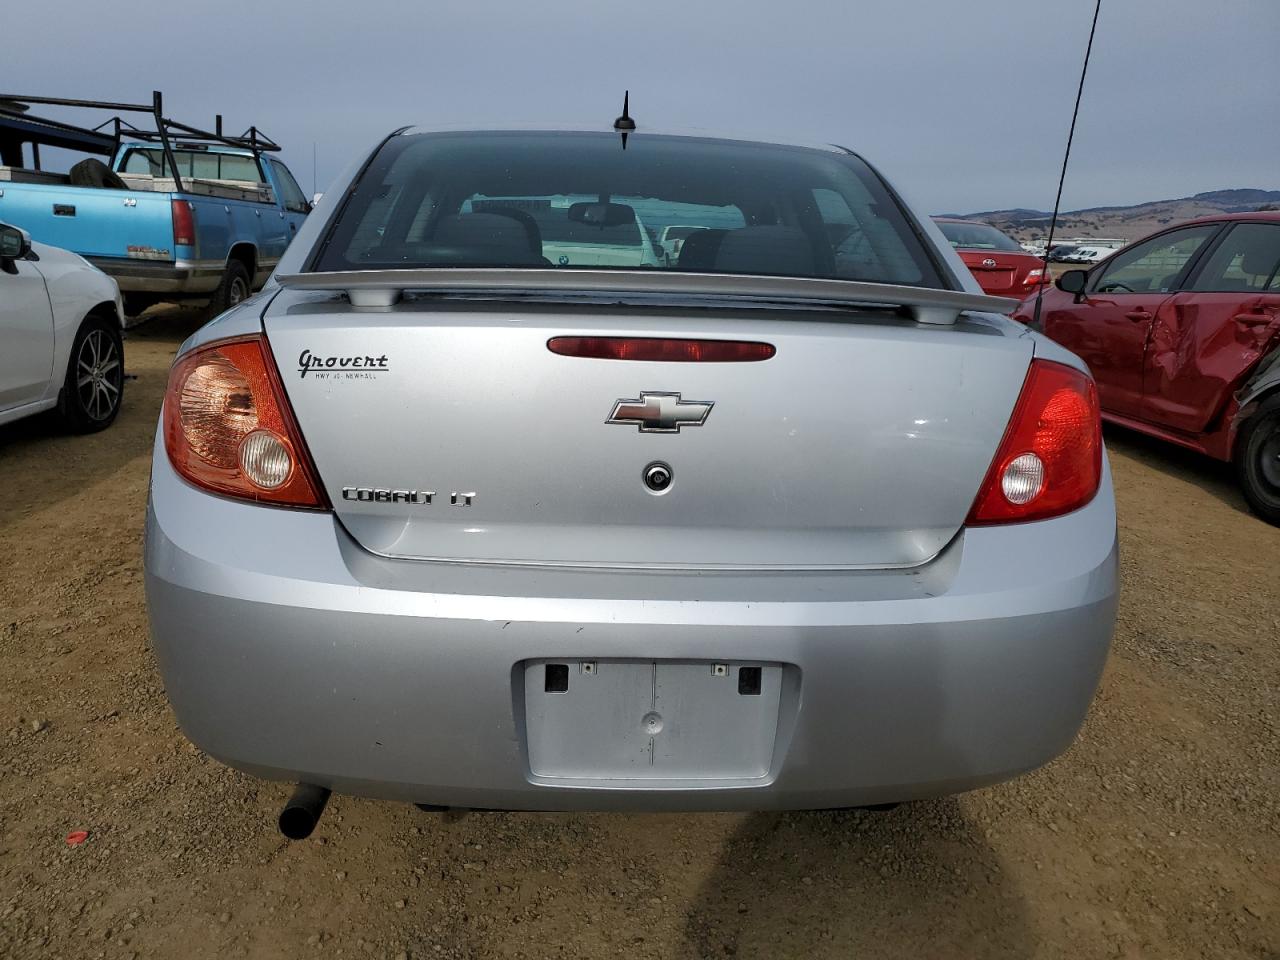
[1032,0,1102,330]
[613,91,636,150]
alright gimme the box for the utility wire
[1033,0,1103,329]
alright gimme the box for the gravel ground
[0,313,1276,960]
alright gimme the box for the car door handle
[1124,309,1152,323]
[1234,312,1273,327]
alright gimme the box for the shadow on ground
[687,800,1033,960]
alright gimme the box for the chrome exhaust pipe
[278,783,330,840]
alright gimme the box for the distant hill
[945,189,1280,242]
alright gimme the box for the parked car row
[7,94,1274,841]
[1055,245,1109,264]
[0,93,310,318]
[937,210,1280,525]
[0,91,311,436]
[933,217,1051,297]
[4,90,1275,539]
[1016,212,1280,523]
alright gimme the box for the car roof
[1178,210,1280,226]
[398,125,849,155]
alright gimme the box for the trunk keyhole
[643,462,673,494]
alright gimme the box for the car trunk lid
[263,290,1031,570]
[958,251,1039,294]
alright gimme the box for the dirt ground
[1,312,1277,960]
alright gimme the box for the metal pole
[1032,0,1103,329]
[0,94,154,113]
[153,90,184,192]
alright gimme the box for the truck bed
[0,168,290,297]
[0,166,275,204]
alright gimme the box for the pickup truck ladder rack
[0,91,281,193]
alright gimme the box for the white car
[1063,246,1114,264]
[0,222,125,432]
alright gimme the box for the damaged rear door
[1049,223,1218,418]
[1142,221,1280,433]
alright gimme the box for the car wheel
[209,259,251,317]
[1236,394,1280,526]
[58,314,125,433]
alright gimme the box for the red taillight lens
[548,336,775,362]
[171,199,196,247]
[163,336,328,509]
[967,359,1101,525]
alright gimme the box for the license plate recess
[523,659,782,780]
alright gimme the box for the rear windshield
[120,148,262,183]
[312,131,945,287]
[935,220,1024,253]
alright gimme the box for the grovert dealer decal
[297,349,389,380]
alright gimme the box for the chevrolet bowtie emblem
[607,392,714,433]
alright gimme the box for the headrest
[472,206,543,255]
[1240,244,1280,279]
[676,229,727,270]
[713,225,816,276]
[432,213,544,265]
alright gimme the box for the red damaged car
[1014,213,1280,524]
[934,217,1050,297]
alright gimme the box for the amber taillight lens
[163,336,328,509]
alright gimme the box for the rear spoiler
[274,269,1016,325]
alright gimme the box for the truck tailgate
[0,181,173,260]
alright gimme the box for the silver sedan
[144,127,1117,836]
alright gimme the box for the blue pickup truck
[0,92,310,315]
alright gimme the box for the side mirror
[1056,268,1088,301]
[567,201,636,228]
[0,223,32,261]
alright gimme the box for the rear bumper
[974,279,1042,299]
[144,447,1118,811]
[87,257,223,296]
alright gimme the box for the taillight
[967,359,1101,525]
[1023,268,1049,287]
[163,336,328,509]
[171,199,196,247]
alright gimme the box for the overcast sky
[6,0,1277,213]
